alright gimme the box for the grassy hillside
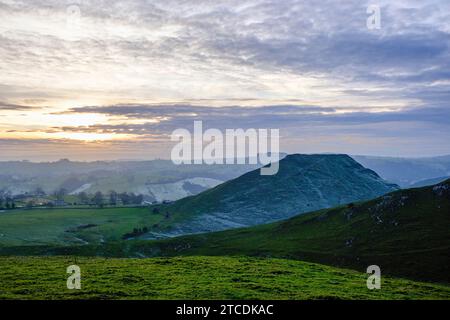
[157,154,398,236]
[0,207,168,246]
[1,177,448,285]
[0,154,399,246]
[12,179,447,284]
[139,179,450,283]
[1,256,449,300]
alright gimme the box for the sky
[0,0,449,161]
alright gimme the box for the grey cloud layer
[1,0,449,106]
[0,101,41,110]
[56,103,450,135]
[43,102,450,157]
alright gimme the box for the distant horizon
[2,152,450,164]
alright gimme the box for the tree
[4,196,13,210]
[109,191,118,206]
[134,194,144,205]
[54,188,67,201]
[35,187,46,196]
[119,192,130,205]
[93,191,104,208]
[78,192,89,205]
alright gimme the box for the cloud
[51,103,450,137]
[65,103,335,117]
[0,101,41,110]
[1,0,449,108]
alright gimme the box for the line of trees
[0,196,16,210]
[0,189,145,210]
[122,226,149,240]
[76,191,144,207]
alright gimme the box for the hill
[128,179,449,283]
[17,179,448,283]
[409,176,450,188]
[156,154,398,236]
[353,155,450,187]
[0,159,259,201]
[1,180,449,284]
[1,256,449,300]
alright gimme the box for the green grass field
[0,207,166,246]
[1,256,449,300]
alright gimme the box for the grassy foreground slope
[1,256,449,300]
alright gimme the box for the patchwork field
[1,256,449,300]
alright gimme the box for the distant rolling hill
[353,154,450,188]
[0,159,259,201]
[409,176,450,188]
[153,154,398,236]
